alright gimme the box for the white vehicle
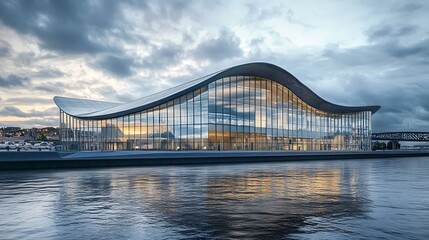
[21,142,34,150]
[0,141,17,150]
[33,142,54,150]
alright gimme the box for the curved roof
[54,62,380,120]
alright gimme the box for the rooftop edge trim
[54,62,381,120]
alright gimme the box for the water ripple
[1,157,429,239]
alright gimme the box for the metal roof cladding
[54,62,381,120]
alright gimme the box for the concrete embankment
[1,150,429,170]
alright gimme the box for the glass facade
[59,76,372,151]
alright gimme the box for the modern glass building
[54,63,380,151]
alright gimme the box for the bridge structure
[371,132,429,141]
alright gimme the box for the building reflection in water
[47,163,370,239]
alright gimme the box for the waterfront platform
[1,150,429,170]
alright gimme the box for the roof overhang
[54,62,381,120]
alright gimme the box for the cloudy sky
[0,0,428,131]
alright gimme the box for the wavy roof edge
[54,62,380,120]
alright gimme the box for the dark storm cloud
[364,23,428,59]
[4,97,53,105]
[385,38,429,59]
[321,27,429,68]
[0,74,30,88]
[395,3,422,13]
[0,106,57,118]
[0,0,123,54]
[92,85,133,102]
[0,0,427,132]
[0,40,12,57]
[371,86,429,131]
[13,52,37,66]
[33,69,64,79]
[34,81,67,94]
[0,0,202,80]
[0,106,27,117]
[141,43,183,69]
[93,85,119,98]
[0,0,195,54]
[193,29,243,62]
[313,23,429,132]
[366,25,417,42]
[93,54,135,77]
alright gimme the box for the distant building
[54,63,380,151]
[0,127,59,142]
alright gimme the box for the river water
[1,157,428,239]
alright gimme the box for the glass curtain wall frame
[59,76,372,151]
